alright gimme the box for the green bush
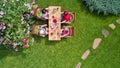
[83,0,120,15]
[0,0,35,52]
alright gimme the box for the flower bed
[0,0,35,52]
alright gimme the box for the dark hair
[42,9,47,14]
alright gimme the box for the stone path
[102,29,109,38]
[81,49,90,60]
[109,23,116,30]
[93,38,102,49]
[76,19,119,68]
[116,19,120,24]
[75,62,82,68]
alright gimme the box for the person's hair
[64,10,69,15]
[42,9,47,14]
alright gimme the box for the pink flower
[23,37,29,43]
[1,22,5,26]
[23,45,29,49]
[6,41,11,44]
[27,31,30,35]
[0,11,5,15]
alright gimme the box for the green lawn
[0,0,120,68]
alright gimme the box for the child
[39,24,48,37]
[61,10,71,23]
[41,8,49,20]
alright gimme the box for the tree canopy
[83,0,120,15]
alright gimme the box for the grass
[0,0,120,68]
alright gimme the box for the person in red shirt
[61,27,70,38]
[61,10,71,23]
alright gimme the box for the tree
[82,0,120,15]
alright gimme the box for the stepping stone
[93,38,102,49]
[116,19,120,24]
[102,29,109,38]
[81,49,90,60]
[75,62,82,68]
[109,23,116,30]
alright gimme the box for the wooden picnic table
[48,6,61,41]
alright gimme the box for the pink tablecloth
[48,6,61,41]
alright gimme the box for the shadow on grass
[0,45,27,60]
[0,46,10,59]
[32,35,44,43]
[33,18,48,25]
[44,36,68,46]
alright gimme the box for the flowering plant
[0,0,35,52]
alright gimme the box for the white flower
[3,26,6,30]
[12,45,16,48]
[12,0,14,2]
[17,42,21,45]
[32,0,35,4]
[21,16,24,21]
[15,48,18,51]
[21,20,25,24]
[8,24,11,27]
[30,11,34,14]
[27,23,30,27]
[0,15,3,18]
[16,0,19,1]
[27,31,30,35]
[24,3,27,6]
[28,26,30,31]
[12,42,18,48]
[3,0,7,3]
[0,11,5,15]
[24,29,26,32]
[32,38,34,42]
[3,4,5,6]
[26,3,32,9]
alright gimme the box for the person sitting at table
[61,10,71,23]
[39,24,48,37]
[41,8,49,20]
[61,27,70,38]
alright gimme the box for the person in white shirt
[39,24,48,37]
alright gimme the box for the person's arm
[61,12,64,14]
[61,29,70,38]
[61,20,65,23]
[41,24,47,28]
[44,16,48,19]
[40,35,45,37]
[45,28,49,35]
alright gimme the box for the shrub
[83,0,120,15]
[0,0,35,52]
